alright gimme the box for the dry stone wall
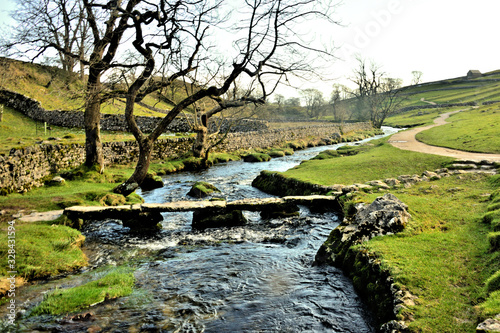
[0,121,371,194]
[0,88,373,193]
[0,89,268,133]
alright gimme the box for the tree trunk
[114,137,153,196]
[84,75,104,171]
[192,125,208,158]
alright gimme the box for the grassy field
[282,139,454,186]
[0,220,88,296]
[383,106,467,128]
[415,103,500,154]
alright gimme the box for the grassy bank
[277,137,500,331]
[415,103,500,154]
[281,138,454,186]
[359,174,500,332]
[0,220,88,298]
[31,266,135,315]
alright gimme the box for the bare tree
[368,77,405,128]
[300,88,324,119]
[411,70,423,85]
[329,83,349,122]
[1,0,89,77]
[109,0,337,195]
[350,57,405,128]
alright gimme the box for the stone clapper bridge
[63,194,343,231]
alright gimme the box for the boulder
[315,193,411,265]
[188,181,221,198]
[422,170,441,181]
[476,316,500,333]
[384,178,401,187]
[192,209,247,230]
[46,176,66,186]
[243,153,272,162]
[341,193,410,244]
[141,173,164,191]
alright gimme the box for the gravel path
[388,110,500,162]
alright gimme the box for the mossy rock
[45,176,66,187]
[188,181,220,198]
[141,173,164,191]
[268,150,286,158]
[287,140,306,150]
[121,211,163,231]
[243,153,271,163]
[336,145,361,156]
[312,149,339,160]
[260,202,300,219]
[486,269,500,293]
[96,193,127,206]
[488,232,500,252]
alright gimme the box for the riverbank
[252,137,500,332]
[0,127,382,302]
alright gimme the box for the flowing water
[2,128,399,332]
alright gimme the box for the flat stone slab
[141,200,227,212]
[63,195,340,225]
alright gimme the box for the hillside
[401,70,500,107]
[0,57,204,117]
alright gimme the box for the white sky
[1,0,499,99]
[299,0,500,98]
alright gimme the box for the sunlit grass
[281,138,454,186]
[416,104,500,154]
[31,266,135,315]
[0,221,87,282]
[359,174,500,332]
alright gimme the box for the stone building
[467,70,482,79]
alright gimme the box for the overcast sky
[1,0,499,99]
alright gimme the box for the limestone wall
[0,89,268,133]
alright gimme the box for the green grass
[383,107,466,128]
[415,104,500,154]
[0,106,141,154]
[31,266,135,315]
[0,221,87,291]
[281,139,454,185]
[357,174,500,332]
[0,166,140,215]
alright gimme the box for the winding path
[388,110,500,162]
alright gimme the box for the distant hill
[400,70,500,108]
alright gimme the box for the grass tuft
[31,266,135,315]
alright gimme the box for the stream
[2,128,399,332]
